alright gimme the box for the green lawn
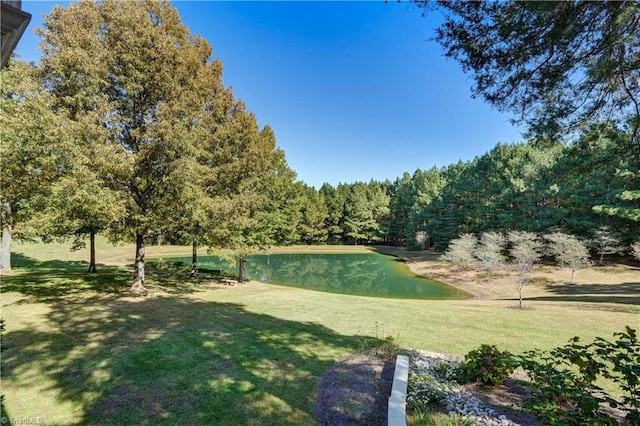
[1,240,637,425]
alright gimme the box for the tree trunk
[190,241,198,278]
[570,268,576,284]
[88,231,97,273]
[131,233,147,294]
[0,203,12,273]
[518,288,523,309]
[238,255,246,283]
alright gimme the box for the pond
[168,252,471,300]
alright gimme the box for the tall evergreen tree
[387,172,416,246]
[420,1,640,161]
[297,184,328,244]
[407,167,444,249]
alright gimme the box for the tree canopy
[31,0,287,291]
[415,0,640,163]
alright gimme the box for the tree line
[2,1,638,292]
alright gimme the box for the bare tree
[508,231,543,309]
[545,232,592,282]
[631,241,640,262]
[545,232,572,269]
[475,231,506,283]
[415,230,428,251]
[442,233,477,270]
[564,238,592,284]
[591,227,623,265]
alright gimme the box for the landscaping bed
[316,353,394,425]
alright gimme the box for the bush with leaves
[518,327,639,425]
[408,373,452,405]
[462,344,516,386]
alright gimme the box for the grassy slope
[1,239,638,425]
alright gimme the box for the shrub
[519,326,639,425]
[462,344,515,386]
[408,373,450,405]
[428,360,466,385]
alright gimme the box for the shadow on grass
[526,281,640,305]
[2,263,384,425]
[2,254,232,303]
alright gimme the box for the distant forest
[243,122,638,250]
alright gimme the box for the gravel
[408,349,521,426]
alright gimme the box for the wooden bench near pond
[222,278,238,286]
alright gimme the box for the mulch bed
[315,354,395,425]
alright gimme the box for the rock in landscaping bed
[408,349,539,426]
[316,354,395,425]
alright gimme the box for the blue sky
[16,1,524,189]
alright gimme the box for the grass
[1,239,639,425]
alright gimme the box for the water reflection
[170,253,470,300]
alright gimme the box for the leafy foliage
[544,232,591,283]
[462,344,516,386]
[519,327,640,425]
[0,61,69,271]
[419,1,640,154]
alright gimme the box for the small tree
[475,231,506,282]
[591,227,623,265]
[442,233,477,270]
[546,232,592,283]
[631,242,640,262]
[545,232,572,269]
[564,238,592,284]
[415,230,428,251]
[508,231,543,308]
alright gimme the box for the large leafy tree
[0,61,69,272]
[418,0,640,161]
[205,125,297,283]
[23,104,130,273]
[39,0,224,293]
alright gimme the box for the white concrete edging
[388,354,409,426]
